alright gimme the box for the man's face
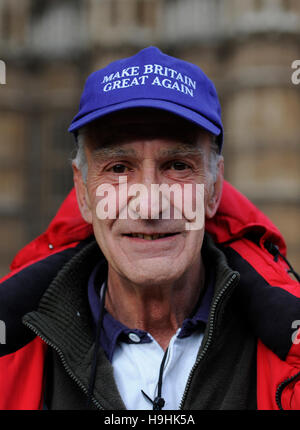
[73,109,223,287]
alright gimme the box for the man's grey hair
[209,136,223,183]
[73,130,88,182]
[73,127,222,184]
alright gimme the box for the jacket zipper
[23,320,104,410]
[179,272,238,410]
[276,370,300,410]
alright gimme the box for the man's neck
[105,258,205,350]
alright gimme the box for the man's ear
[205,157,224,219]
[72,162,93,224]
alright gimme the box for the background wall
[0,0,299,277]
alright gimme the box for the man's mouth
[124,232,180,241]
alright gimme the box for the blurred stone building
[0,0,299,277]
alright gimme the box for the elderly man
[1,47,300,411]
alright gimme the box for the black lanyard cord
[141,346,169,410]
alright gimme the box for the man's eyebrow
[92,146,137,160]
[158,144,205,158]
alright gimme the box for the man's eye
[110,164,128,173]
[169,161,189,171]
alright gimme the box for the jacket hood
[206,181,286,253]
[10,180,286,271]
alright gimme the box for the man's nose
[128,166,165,220]
[138,164,159,187]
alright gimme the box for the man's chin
[120,261,185,287]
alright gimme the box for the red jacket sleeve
[0,336,47,410]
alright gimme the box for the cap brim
[68,99,221,137]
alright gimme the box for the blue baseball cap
[68,47,223,150]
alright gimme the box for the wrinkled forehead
[80,108,212,150]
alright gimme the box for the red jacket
[0,180,299,410]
